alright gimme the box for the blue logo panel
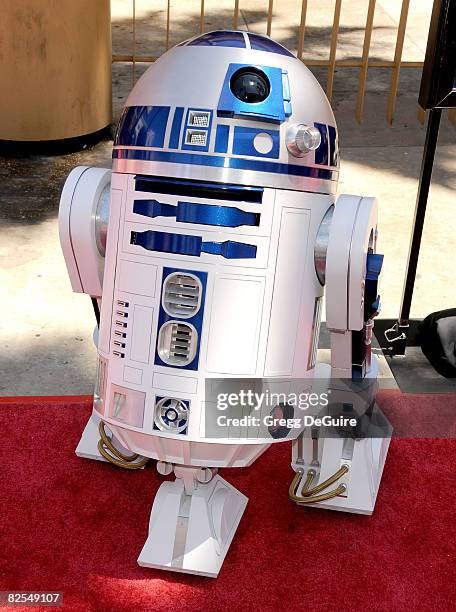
[232,126,280,159]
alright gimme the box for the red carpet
[0,392,455,612]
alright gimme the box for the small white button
[253,132,274,154]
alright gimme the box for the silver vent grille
[185,129,207,146]
[158,321,198,366]
[163,273,201,318]
[188,110,210,127]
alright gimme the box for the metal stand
[91,296,100,327]
[384,107,442,356]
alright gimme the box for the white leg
[291,401,392,515]
[138,466,248,578]
[306,435,391,515]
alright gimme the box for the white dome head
[113,30,339,194]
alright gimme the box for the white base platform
[75,410,107,462]
[138,472,248,577]
[299,436,391,515]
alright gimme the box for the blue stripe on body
[113,148,337,181]
[168,107,184,149]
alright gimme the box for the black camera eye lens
[230,68,270,103]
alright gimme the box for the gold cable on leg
[300,468,315,494]
[301,465,348,497]
[97,421,149,470]
[289,465,348,505]
[296,484,346,504]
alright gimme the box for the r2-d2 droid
[59,30,390,577]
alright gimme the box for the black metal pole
[385,107,442,355]
[91,297,101,327]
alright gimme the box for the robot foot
[76,410,134,464]
[138,466,248,578]
[75,410,107,462]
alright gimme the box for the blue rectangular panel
[133,200,176,218]
[131,230,202,256]
[132,199,260,228]
[232,126,280,159]
[131,230,257,259]
[168,107,184,149]
[314,122,329,166]
[214,124,230,153]
[115,106,170,147]
[177,202,260,227]
[328,125,339,167]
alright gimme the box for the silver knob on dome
[286,124,321,157]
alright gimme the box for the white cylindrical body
[92,32,340,468]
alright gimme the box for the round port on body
[154,397,189,433]
[286,124,321,157]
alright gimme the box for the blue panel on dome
[187,31,246,48]
[168,107,184,149]
[232,126,280,159]
[328,125,339,167]
[214,124,230,153]
[115,106,170,147]
[248,33,294,57]
[218,63,285,123]
[314,122,329,166]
